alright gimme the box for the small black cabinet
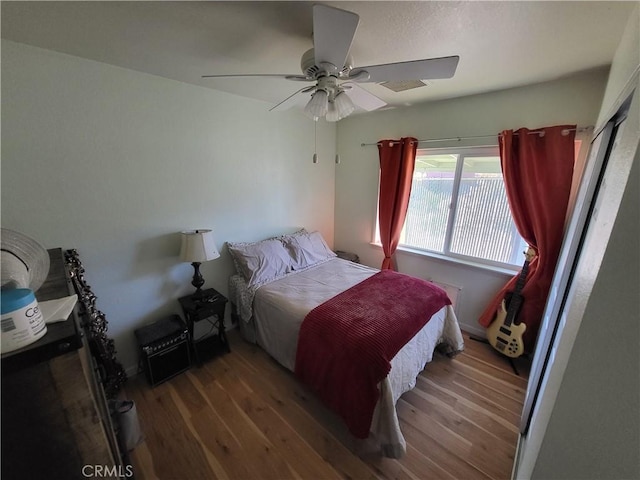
[178,288,230,365]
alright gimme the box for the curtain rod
[359,126,593,147]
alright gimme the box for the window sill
[369,242,518,277]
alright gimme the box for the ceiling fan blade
[202,73,312,81]
[350,56,460,83]
[313,4,359,71]
[342,83,386,112]
[269,86,315,112]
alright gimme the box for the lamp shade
[334,90,355,119]
[304,89,328,119]
[325,101,340,122]
[179,230,220,263]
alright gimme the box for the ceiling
[2,1,636,115]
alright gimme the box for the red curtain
[478,125,576,351]
[378,137,418,270]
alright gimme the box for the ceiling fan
[202,4,459,121]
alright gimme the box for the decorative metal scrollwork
[65,249,127,398]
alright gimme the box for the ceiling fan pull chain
[313,122,318,164]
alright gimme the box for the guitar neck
[512,261,530,295]
[503,257,532,327]
[504,294,523,327]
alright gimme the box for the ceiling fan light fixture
[304,89,328,120]
[334,90,355,119]
[326,101,340,122]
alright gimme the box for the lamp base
[191,262,205,293]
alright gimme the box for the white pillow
[227,229,306,277]
[227,239,292,288]
[283,231,336,270]
[273,228,307,242]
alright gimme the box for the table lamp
[179,229,220,299]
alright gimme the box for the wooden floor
[125,329,530,480]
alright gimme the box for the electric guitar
[486,246,536,358]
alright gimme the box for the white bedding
[229,257,464,457]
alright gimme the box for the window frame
[377,144,527,271]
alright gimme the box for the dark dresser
[1,248,128,479]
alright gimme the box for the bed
[227,230,464,458]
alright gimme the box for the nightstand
[335,250,360,263]
[178,288,230,365]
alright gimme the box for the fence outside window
[391,146,528,268]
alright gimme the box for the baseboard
[125,364,139,378]
[460,323,486,339]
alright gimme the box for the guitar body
[486,300,527,358]
[485,245,535,359]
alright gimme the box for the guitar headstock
[524,246,536,262]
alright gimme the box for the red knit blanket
[294,269,451,438]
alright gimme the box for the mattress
[229,257,464,457]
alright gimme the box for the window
[379,146,528,268]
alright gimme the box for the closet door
[519,119,615,434]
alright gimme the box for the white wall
[597,3,640,128]
[334,69,608,335]
[1,40,336,373]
